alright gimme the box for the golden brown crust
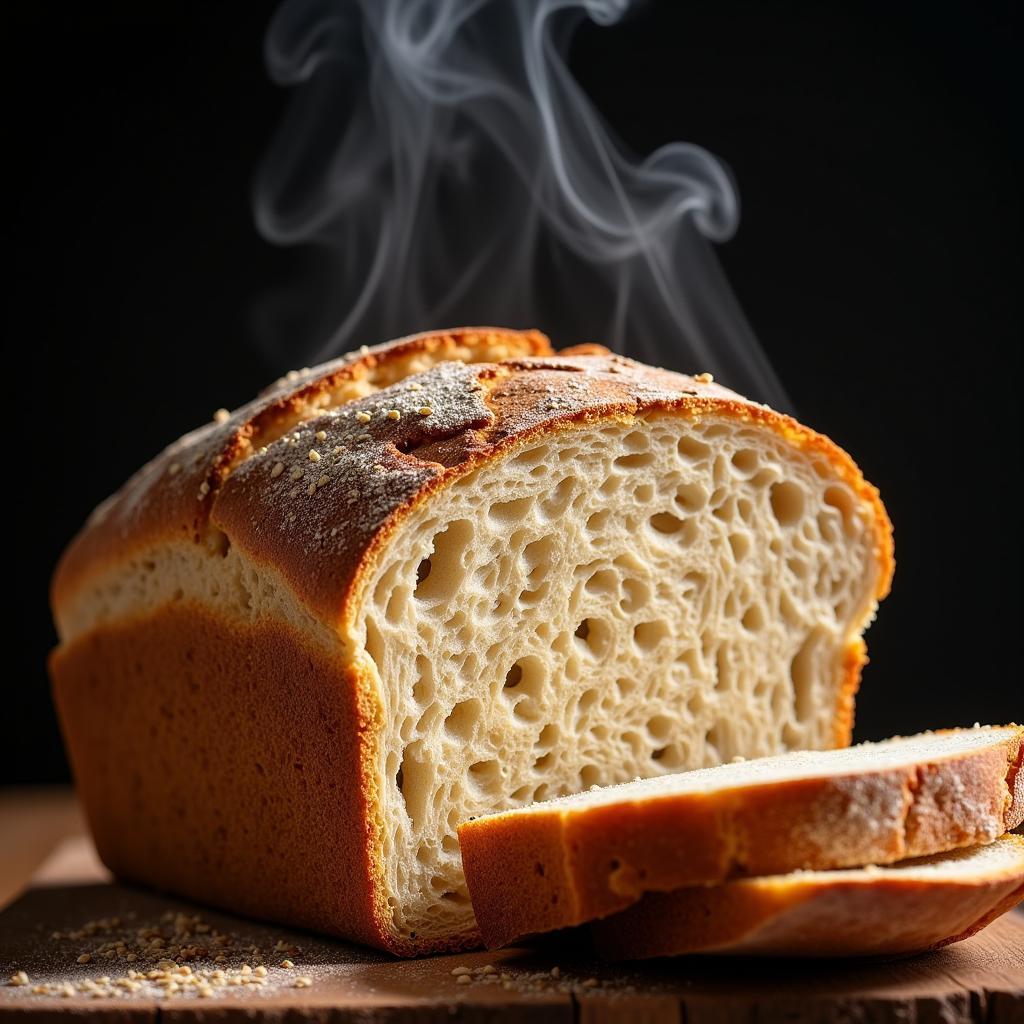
[48,603,473,956]
[458,727,1024,949]
[51,328,552,615]
[208,351,893,631]
[590,836,1024,960]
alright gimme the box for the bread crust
[590,835,1024,959]
[49,604,418,953]
[458,727,1024,949]
[52,327,553,616]
[49,332,896,955]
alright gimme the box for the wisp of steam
[254,0,789,409]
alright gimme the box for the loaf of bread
[51,327,893,955]
[459,726,1024,948]
[591,835,1024,959]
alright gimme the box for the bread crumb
[8,972,29,987]
[280,960,294,969]
[213,408,230,423]
[77,954,91,964]
[456,975,471,985]
[293,977,313,988]
[693,372,714,384]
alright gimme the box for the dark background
[8,1,1019,784]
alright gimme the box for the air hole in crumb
[791,630,825,722]
[675,483,707,512]
[647,715,673,742]
[415,558,431,586]
[444,699,482,740]
[585,568,618,597]
[634,620,669,651]
[574,618,611,658]
[824,486,857,534]
[742,604,765,632]
[469,759,501,789]
[620,578,649,614]
[731,449,758,474]
[504,663,523,689]
[488,496,534,525]
[536,723,560,749]
[729,532,751,561]
[677,435,711,461]
[770,481,805,526]
[649,511,684,535]
[534,751,555,771]
[614,452,654,471]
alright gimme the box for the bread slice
[459,726,1024,948]
[50,333,892,954]
[591,834,1024,959]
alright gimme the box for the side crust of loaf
[590,836,1024,959]
[458,727,1024,948]
[49,603,395,950]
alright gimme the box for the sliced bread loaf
[591,834,1024,959]
[51,333,892,954]
[459,726,1024,948]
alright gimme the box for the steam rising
[255,0,788,408]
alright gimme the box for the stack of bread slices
[459,725,1024,958]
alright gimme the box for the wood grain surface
[2,796,1022,1022]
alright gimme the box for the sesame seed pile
[4,910,313,1002]
[447,963,634,997]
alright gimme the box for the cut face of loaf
[51,335,893,955]
[459,726,1024,948]
[591,835,1024,960]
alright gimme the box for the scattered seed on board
[271,462,284,478]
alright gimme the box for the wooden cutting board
[1,838,1022,1023]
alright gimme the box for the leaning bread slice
[591,834,1024,959]
[459,726,1024,948]
[52,343,892,955]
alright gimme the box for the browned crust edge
[51,327,553,612]
[589,835,1024,960]
[459,727,1024,949]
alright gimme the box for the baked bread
[459,726,1024,948]
[591,834,1024,959]
[50,327,892,955]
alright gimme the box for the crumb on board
[5,910,309,1001]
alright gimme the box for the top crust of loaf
[51,327,553,615]
[215,352,893,630]
[55,343,895,639]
